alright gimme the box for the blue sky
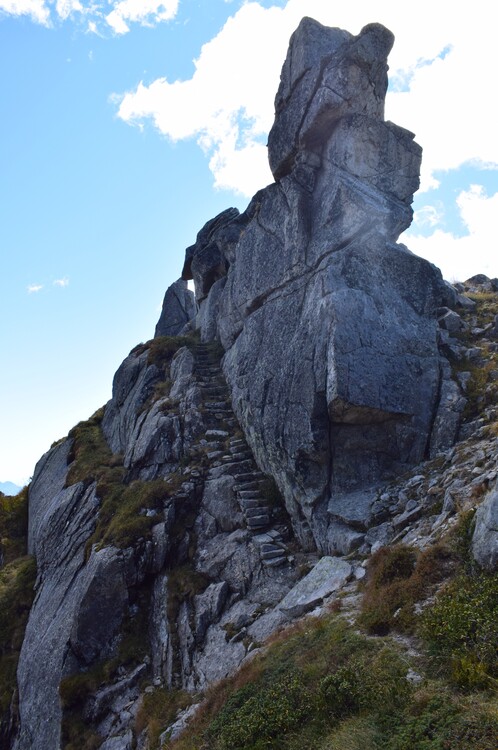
[1,0,497,486]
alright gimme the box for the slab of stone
[278,556,352,617]
[472,486,498,571]
[326,522,365,555]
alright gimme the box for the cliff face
[6,17,496,750]
[184,19,452,552]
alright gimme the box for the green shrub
[208,671,315,749]
[319,648,409,722]
[168,616,411,750]
[420,571,498,688]
[0,487,29,564]
[384,689,498,750]
[0,556,36,735]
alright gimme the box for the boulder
[278,556,352,617]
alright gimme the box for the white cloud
[115,0,498,199]
[406,186,498,282]
[1,0,179,31]
[53,277,69,287]
[412,204,444,230]
[55,0,83,21]
[105,0,179,35]
[116,2,287,195]
[0,0,50,24]
[27,283,43,293]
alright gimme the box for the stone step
[211,460,254,477]
[205,401,230,409]
[200,387,229,396]
[245,506,271,518]
[205,429,229,438]
[260,542,285,553]
[219,458,254,472]
[233,480,264,492]
[229,446,248,456]
[229,452,252,461]
[238,498,262,510]
[260,549,286,560]
[206,450,224,460]
[234,472,265,483]
[262,555,287,568]
[208,413,233,422]
[246,514,271,528]
[252,530,283,544]
[237,490,262,499]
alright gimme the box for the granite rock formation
[155,279,196,337]
[7,16,495,750]
[186,18,450,552]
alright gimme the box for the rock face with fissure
[192,18,449,550]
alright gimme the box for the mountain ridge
[0,17,497,750]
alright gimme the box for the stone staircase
[192,342,289,567]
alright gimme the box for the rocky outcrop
[14,441,126,750]
[10,17,495,750]
[155,279,196,337]
[472,486,498,571]
[13,338,299,749]
[190,18,449,551]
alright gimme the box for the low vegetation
[0,486,35,744]
[162,504,498,750]
[131,334,198,370]
[358,543,454,635]
[66,408,186,554]
[0,554,36,744]
[165,610,498,750]
[0,487,29,564]
[421,570,498,688]
[136,688,192,750]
